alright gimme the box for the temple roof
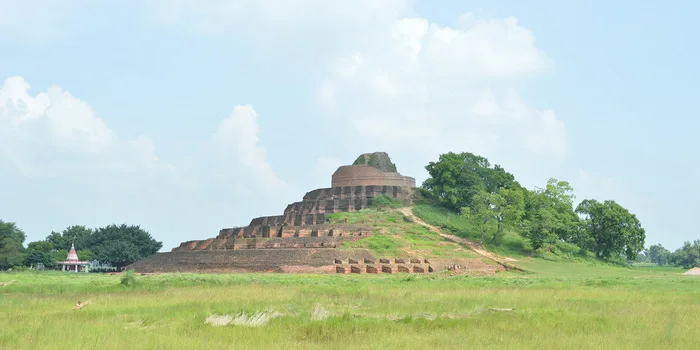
[57,243,88,264]
[67,243,79,261]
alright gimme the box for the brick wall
[331,165,416,188]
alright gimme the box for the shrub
[370,195,404,211]
[120,269,138,287]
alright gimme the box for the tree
[24,240,57,268]
[423,152,518,211]
[670,240,700,269]
[520,179,581,252]
[461,191,498,245]
[462,188,524,244]
[0,220,27,269]
[575,199,646,260]
[27,240,54,253]
[647,244,671,266]
[46,225,94,251]
[521,193,560,251]
[535,178,580,242]
[77,249,94,261]
[51,250,68,262]
[88,224,162,268]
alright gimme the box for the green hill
[326,197,676,277]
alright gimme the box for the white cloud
[0,76,290,198]
[316,13,565,163]
[0,76,159,176]
[145,0,413,63]
[208,105,287,194]
[145,1,564,167]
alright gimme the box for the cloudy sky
[1,0,697,252]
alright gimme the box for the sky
[1,0,698,252]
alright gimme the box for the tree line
[0,221,162,270]
[636,241,700,269]
[421,152,697,268]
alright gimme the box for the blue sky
[1,0,697,252]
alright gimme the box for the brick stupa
[127,152,420,273]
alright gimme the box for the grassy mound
[323,201,644,275]
[325,208,478,259]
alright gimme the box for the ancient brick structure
[169,152,415,253]
[334,257,434,274]
[127,249,377,273]
[170,184,413,253]
[128,152,422,273]
[332,151,415,188]
[331,165,416,188]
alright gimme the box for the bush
[413,188,438,205]
[370,195,404,211]
[120,269,138,287]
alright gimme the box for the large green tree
[24,240,57,268]
[0,220,27,269]
[462,188,524,244]
[88,224,162,268]
[423,152,519,211]
[670,240,700,269]
[46,225,94,251]
[534,179,580,242]
[575,199,646,260]
[521,192,561,251]
[521,179,581,252]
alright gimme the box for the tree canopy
[421,151,653,263]
[89,224,162,268]
[46,225,94,252]
[1,220,162,270]
[0,220,26,269]
[575,199,646,260]
[423,152,519,212]
[670,240,700,269]
[646,244,672,266]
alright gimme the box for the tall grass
[1,271,698,349]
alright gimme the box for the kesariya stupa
[129,152,499,274]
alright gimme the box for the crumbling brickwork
[171,184,413,252]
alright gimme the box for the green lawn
[1,270,698,349]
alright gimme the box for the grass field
[2,205,698,349]
[1,268,698,349]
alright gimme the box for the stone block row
[217,225,370,240]
[334,258,429,264]
[172,234,377,252]
[335,264,434,274]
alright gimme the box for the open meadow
[1,266,698,349]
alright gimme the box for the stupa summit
[128,152,422,273]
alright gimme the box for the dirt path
[397,207,525,272]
